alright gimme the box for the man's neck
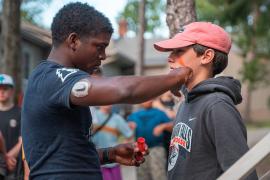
[0,101,14,111]
[48,46,74,67]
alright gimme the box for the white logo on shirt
[56,68,78,82]
[188,117,196,122]
[168,122,193,171]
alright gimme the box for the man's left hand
[110,142,149,166]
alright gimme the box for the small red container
[135,137,146,161]
[137,137,146,152]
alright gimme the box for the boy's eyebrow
[176,48,184,51]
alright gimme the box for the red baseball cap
[154,22,231,54]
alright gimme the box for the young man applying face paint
[154,22,258,180]
[21,2,192,180]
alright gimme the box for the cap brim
[154,39,195,52]
[0,84,14,87]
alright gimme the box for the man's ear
[201,49,215,65]
[66,33,80,51]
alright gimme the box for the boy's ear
[201,49,215,65]
[66,33,80,51]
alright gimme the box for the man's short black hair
[51,2,114,46]
[192,44,228,76]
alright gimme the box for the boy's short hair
[51,2,114,46]
[192,44,228,76]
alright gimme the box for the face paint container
[137,137,146,152]
[135,137,146,161]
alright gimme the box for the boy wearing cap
[0,74,22,179]
[154,22,258,180]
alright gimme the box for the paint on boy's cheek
[177,57,186,66]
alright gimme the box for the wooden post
[1,0,22,103]
[136,0,146,76]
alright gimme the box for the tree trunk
[166,0,197,37]
[136,0,146,75]
[1,0,22,102]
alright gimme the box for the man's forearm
[93,73,185,105]
[119,73,186,104]
[70,67,191,106]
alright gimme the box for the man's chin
[88,67,100,75]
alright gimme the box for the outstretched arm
[71,67,192,106]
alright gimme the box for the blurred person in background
[153,92,177,163]
[89,67,103,125]
[91,105,133,180]
[128,100,170,180]
[0,74,22,180]
[153,91,177,120]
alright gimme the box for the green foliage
[21,7,42,25]
[21,0,51,26]
[196,0,222,23]
[240,58,269,90]
[118,0,165,34]
[196,0,270,89]
[0,0,51,25]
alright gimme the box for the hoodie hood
[183,76,242,105]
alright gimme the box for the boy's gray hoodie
[168,76,258,180]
